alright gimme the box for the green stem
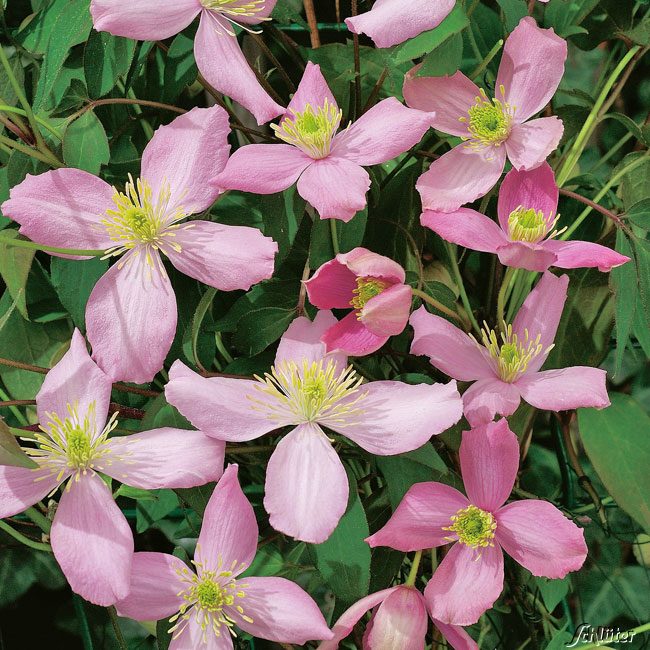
[108,606,128,650]
[72,594,95,650]
[0,233,105,257]
[215,332,234,365]
[0,132,62,167]
[24,506,52,534]
[0,519,52,552]
[411,287,465,325]
[446,242,481,334]
[405,550,422,587]
[497,266,516,328]
[330,218,340,255]
[0,105,62,139]
[470,39,504,80]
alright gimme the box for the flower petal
[228,0,276,25]
[433,619,479,650]
[496,241,558,272]
[169,617,233,650]
[304,258,358,309]
[421,208,507,253]
[286,61,337,115]
[321,311,388,357]
[0,466,62,518]
[506,117,564,171]
[338,247,406,283]
[539,239,631,272]
[361,284,412,337]
[462,377,522,427]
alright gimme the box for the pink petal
[496,17,567,123]
[264,423,348,543]
[165,360,278,440]
[115,552,186,621]
[462,377,522,426]
[425,543,504,626]
[332,98,434,166]
[421,208,507,253]
[297,157,370,222]
[169,617,233,650]
[86,251,177,383]
[90,0,200,40]
[0,466,62,518]
[229,576,333,644]
[409,306,494,381]
[329,380,462,455]
[496,500,587,577]
[51,473,133,606]
[404,68,479,138]
[141,106,230,215]
[539,239,631,272]
[286,61,337,115]
[165,221,277,291]
[321,311,387,356]
[304,258,358,309]
[2,169,114,258]
[496,241,558,272]
[361,283,412,337]
[516,367,610,411]
[506,117,564,171]
[338,247,406,283]
[196,464,258,576]
[416,144,506,212]
[460,419,519,511]
[433,620,479,650]
[230,0,276,25]
[102,428,224,489]
[366,482,470,551]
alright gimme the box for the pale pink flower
[212,62,435,222]
[404,17,567,212]
[2,107,277,384]
[305,247,412,356]
[116,464,333,648]
[0,330,224,606]
[165,310,463,543]
[421,163,630,272]
[345,0,456,48]
[410,272,610,426]
[367,419,588,626]
[90,0,283,125]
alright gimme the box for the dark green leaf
[63,111,110,174]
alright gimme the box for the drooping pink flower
[211,62,435,222]
[305,247,412,356]
[404,17,567,212]
[421,163,630,272]
[319,585,477,650]
[345,0,456,48]
[366,419,588,626]
[90,0,283,125]
[115,464,334,648]
[0,330,224,606]
[409,272,610,426]
[2,107,277,384]
[165,310,463,543]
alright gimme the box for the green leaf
[0,418,38,469]
[611,231,636,372]
[626,198,650,229]
[0,229,35,319]
[63,110,110,174]
[418,32,464,77]
[84,31,136,99]
[496,0,528,32]
[233,305,296,356]
[136,489,180,534]
[535,576,569,612]
[310,208,367,268]
[162,32,198,103]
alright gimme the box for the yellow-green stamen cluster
[460,86,515,150]
[444,504,497,550]
[350,277,389,311]
[201,0,265,15]
[508,205,564,243]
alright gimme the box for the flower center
[508,205,564,244]
[200,0,265,16]
[272,100,343,159]
[460,86,515,149]
[444,505,497,550]
[350,277,390,311]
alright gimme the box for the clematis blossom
[0,330,224,606]
[404,17,567,212]
[367,419,588,626]
[211,62,435,222]
[115,464,334,648]
[90,0,283,125]
[409,272,610,426]
[165,310,463,543]
[305,247,412,356]
[2,106,277,384]
[421,163,629,272]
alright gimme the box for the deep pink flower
[305,247,412,356]
[421,163,630,272]
[0,330,224,606]
[366,419,588,626]
[404,17,567,212]
[90,0,283,125]
[410,272,610,426]
[345,0,455,48]
[115,464,333,648]
[212,62,435,222]
[165,310,463,543]
[2,107,277,383]
[319,585,477,650]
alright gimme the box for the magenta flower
[212,62,435,222]
[165,310,463,543]
[116,464,334,648]
[305,247,412,356]
[404,17,567,212]
[345,0,455,48]
[90,0,283,125]
[367,419,588,625]
[2,107,277,384]
[0,330,224,606]
[421,163,630,272]
[410,272,610,426]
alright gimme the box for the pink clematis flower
[115,464,334,648]
[345,0,456,48]
[404,17,567,212]
[0,330,224,606]
[165,310,463,543]
[319,585,477,650]
[366,419,588,626]
[305,247,413,356]
[90,0,283,125]
[2,106,277,384]
[410,272,610,426]
[421,163,630,272]
[211,62,435,222]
